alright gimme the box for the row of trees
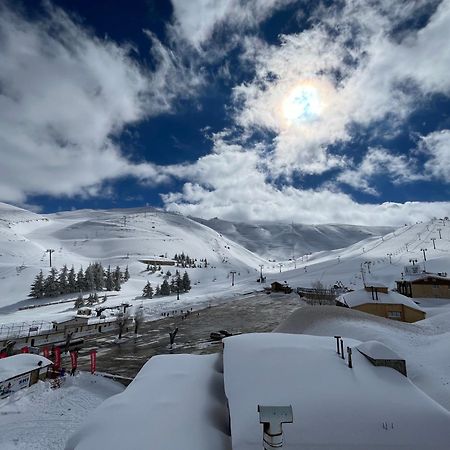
[142,271,191,298]
[173,253,208,268]
[29,263,130,299]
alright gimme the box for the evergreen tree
[76,267,85,292]
[142,281,154,298]
[85,264,95,291]
[29,270,44,298]
[113,266,122,291]
[74,294,84,309]
[58,265,68,295]
[67,266,77,293]
[124,265,130,281]
[105,266,114,291]
[44,267,59,297]
[176,273,182,292]
[170,278,176,293]
[182,271,191,292]
[93,262,104,291]
[160,279,170,295]
[155,284,161,296]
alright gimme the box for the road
[75,292,301,378]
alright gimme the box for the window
[432,285,439,289]
[388,311,402,319]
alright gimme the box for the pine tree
[44,267,59,297]
[29,270,44,298]
[124,266,130,281]
[67,266,77,293]
[142,281,153,298]
[76,267,85,292]
[182,271,191,292]
[160,279,170,295]
[155,284,161,296]
[74,295,84,309]
[85,264,95,291]
[113,266,122,291]
[105,266,114,291]
[58,265,68,295]
[93,262,104,291]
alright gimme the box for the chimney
[258,405,293,449]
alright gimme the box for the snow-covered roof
[223,333,450,450]
[66,354,231,450]
[400,272,450,283]
[356,340,403,360]
[0,354,52,382]
[339,288,425,312]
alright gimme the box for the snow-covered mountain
[0,201,448,328]
[192,217,394,260]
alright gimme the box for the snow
[0,372,124,450]
[66,354,231,450]
[339,288,425,311]
[223,333,450,450]
[274,305,450,410]
[0,354,52,381]
[193,216,394,260]
[356,340,403,360]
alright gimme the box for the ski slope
[0,201,449,327]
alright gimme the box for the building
[337,285,425,322]
[138,257,176,269]
[52,316,90,333]
[270,281,293,293]
[0,354,52,398]
[67,333,450,450]
[396,273,450,299]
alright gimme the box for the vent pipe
[258,405,293,449]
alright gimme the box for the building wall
[353,303,425,323]
[411,284,450,299]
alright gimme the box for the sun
[282,83,322,124]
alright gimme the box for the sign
[53,346,61,370]
[0,373,31,398]
[90,349,97,374]
[70,351,78,370]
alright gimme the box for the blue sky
[0,0,449,225]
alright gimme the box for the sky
[0,0,450,226]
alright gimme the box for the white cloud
[169,0,295,49]
[420,130,450,182]
[0,2,171,203]
[337,147,425,195]
[161,135,450,226]
[230,0,450,176]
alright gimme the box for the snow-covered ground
[275,304,450,411]
[0,372,123,450]
[0,201,415,327]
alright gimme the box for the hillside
[0,202,448,329]
[192,217,394,260]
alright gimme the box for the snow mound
[66,354,231,450]
[223,333,450,450]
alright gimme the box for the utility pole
[431,238,436,249]
[364,261,372,274]
[230,271,236,287]
[437,228,442,239]
[387,253,392,264]
[46,249,55,267]
[278,263,283,273]
[259,264,264,282]
[409,258,418,266]
[420,248,427,261]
